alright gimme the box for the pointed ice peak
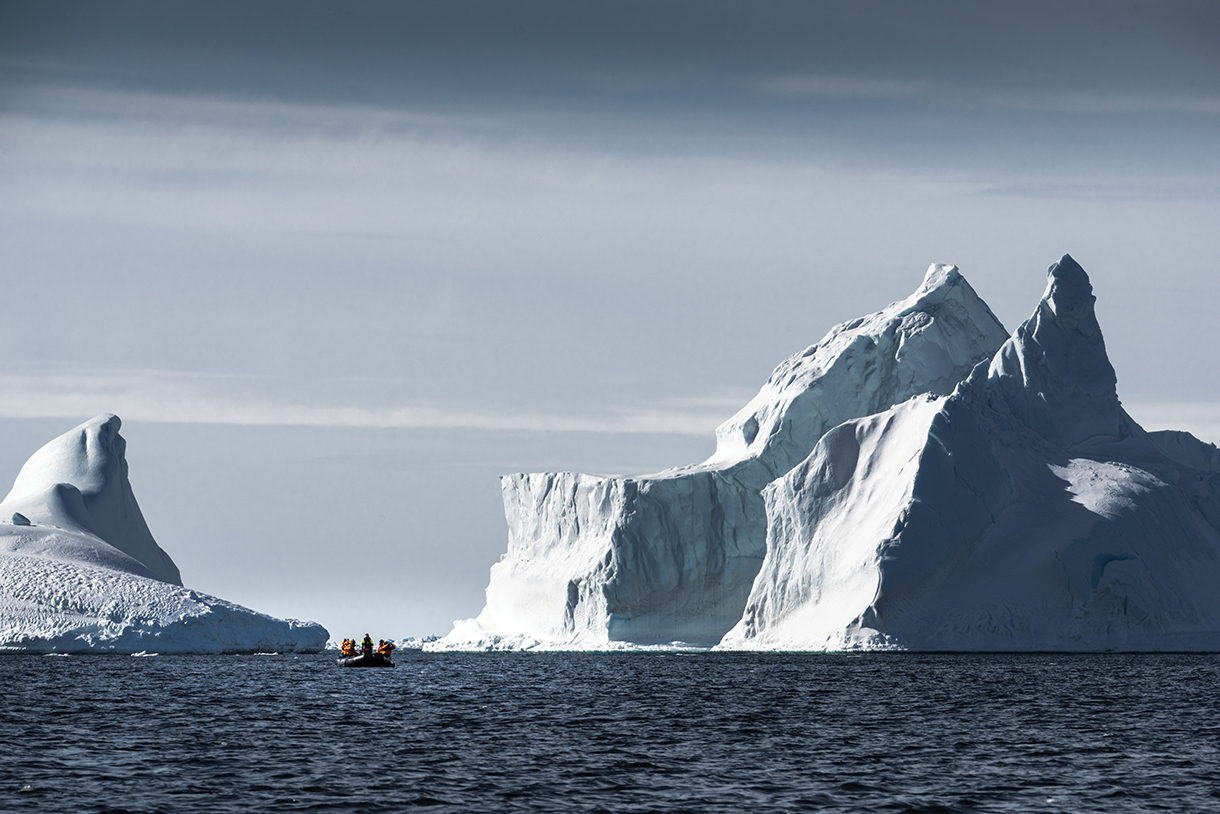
[707,263,1008,473]
[900,263,990,322]
[884,264,967,318]
[1043,253,1098,323]
[915,263,961,298]
[0,414,182,585]
[4,414,125,504]
[983,254,1121,449]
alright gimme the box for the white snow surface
[440,264,1010,650]
[720,395,946,652]
[0,551,327,654]
[1,414,180,584]
[720,255,1220,651]
[0,415,328,653]
[443,254,1220,652]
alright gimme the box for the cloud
[6,80,1218,252]
[744,73,1220,115]
[744,74,931,101]
[0,366,737,436]
[976,181,1220,203]
[1123,401,1220,446]
[7,364,1217,448]
[0,84,845,241]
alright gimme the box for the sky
[1,1,1219,638]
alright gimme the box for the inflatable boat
[337,652,395,668]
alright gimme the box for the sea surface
[3,652,1219,813]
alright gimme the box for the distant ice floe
[325,635,439,653]
[440,256,1220,652]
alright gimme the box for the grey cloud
[3,1,1217,113]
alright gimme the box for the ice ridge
[441,264,1010,650]
[721,255,1220,651]
[982,254,1123,450]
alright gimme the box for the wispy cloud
[6,364,1216,447]
[744,73,1220,115]
[1124,401,1220,446]
[975,181,1220,202]
[0,366,738,436]
[745,74,930,101]
[0,84,855,242]
[975,89,1220,116]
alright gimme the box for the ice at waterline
[0,414,327,653]
[439,255,1220,652]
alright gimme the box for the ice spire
[984,254,1122,449]
[0,414,182,584]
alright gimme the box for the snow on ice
[440,256,1220,652]
[0,414,328,653]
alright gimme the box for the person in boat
[361,634,374,655]
[376,639,395,658]
[341,638,357,657]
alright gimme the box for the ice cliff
[441,254,1220,652]
[0,415,328,653]
[443,264,1010,648]
[721,255,1220,651]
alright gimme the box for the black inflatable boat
[337,652,395,668]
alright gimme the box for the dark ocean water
[2,652,1219,813]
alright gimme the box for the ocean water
[3,652,1219,813]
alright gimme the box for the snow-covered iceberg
[0,414,327,653]
[442,264,1010,649]
[720,255,1220,651]
[440,254,1220,652]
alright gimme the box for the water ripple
[3,653,1220,812]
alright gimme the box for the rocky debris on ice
[720,255,1220,651]
[440,264,1010,649]
[0,415,328,653]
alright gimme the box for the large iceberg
[443,264,1009,648]
[0,415,328,653]
[442,254,1220,652]
[721,256,1220,651]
